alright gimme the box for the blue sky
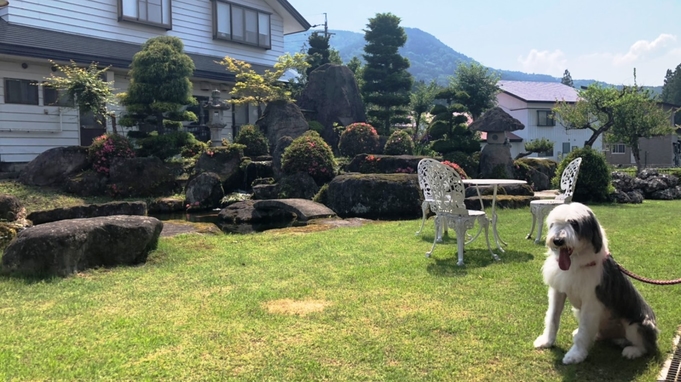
[288,0,681,86]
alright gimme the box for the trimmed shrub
[281,131,337,185]
[553,147,612,203]
[89,133,135,175]
[234,124,269,157]
[136,131,206,160]
[441,160,468,179]
[308,120,325,135]
[384,129,415,155]
[338,122,380,158]
[443,151,479,179]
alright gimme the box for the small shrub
[338,122,380,158]
[234,124,269,157]
[89,133,135,175]
[136,131,205,160]
[441,160,468,179]
[313,184,329,205]
[308,120,325,135]
[553,147,612,203]
[281,131,336,185]
[384,129,414,155]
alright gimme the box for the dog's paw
[562,346,588,364]
[622,346,646,359]
[533,334,554,349]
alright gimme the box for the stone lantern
[202,89,231,146]
[469,107,525,178]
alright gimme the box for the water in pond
[150,209,305,234]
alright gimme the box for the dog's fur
[533,202,658,364]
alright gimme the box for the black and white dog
[533,202,658,364]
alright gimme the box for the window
[611,143,626,154]
[118,0,172,29]
[537,110,555,126]
[213,1,271,49]
[43,86,74,107]
[4,79,39,105]
[562,142,571,155]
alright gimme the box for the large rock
[61,169,108,197]
[0,194,25,222]
[185,172,224,210]
[217,200,294,224]
[27,201,148,225]
[325,174,421,219]
[109,157,177,197]
[18,146,90,186]
[194,146,244,192]
[256,100,309,154]
[479,144,514,179]
[2,215,163,277]
[297,64,366,150]
[271,136,294,180]
[346,154,425,174]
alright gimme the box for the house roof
[0,20,274,82]
[271,0,312,34]
[498,80,579,103]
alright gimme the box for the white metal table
[462,179,527,252]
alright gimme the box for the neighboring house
[0,0,310,164]
[495,80,602,161]
[604,102,680,168]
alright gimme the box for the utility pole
[310,13,334,39]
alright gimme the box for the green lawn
[1,183,680,380]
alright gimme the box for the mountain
[284,28,661,93]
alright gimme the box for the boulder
[2,215,163,277]
[256,100,309,154]
[277,172,320,200]
[147,197,186,214]
[244,160,274,190]
[27,201,148,225]
[194,146,244,192]
[61,169,108,197]
[185,172,224,210]
[109,157,177,197]
[252,184,280,200]
[346,154,424,174]
[18,146,90,186]
[297,64,366,150]
[217,200,294,224]
[479,144,514,179]
[0,194,25,222]
[325,174,421,219]
[271,136,294,180]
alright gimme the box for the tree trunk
[632,140,643,174]
[413,113,422,141]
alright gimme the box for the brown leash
[610,255,681,285]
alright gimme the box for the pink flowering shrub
[338,122,380,158]
[89,133,135,175]
[384,129,414,155]
[441,160,468,179]
[281,131,336,185]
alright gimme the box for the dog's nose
[553,238,565,247]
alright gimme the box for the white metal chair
[417,158,496,266]
[526,157,583,243]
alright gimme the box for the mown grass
[0,181,680,381]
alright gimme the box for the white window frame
[118,0,172,30]
[537,110,555,127]
[212,0,271,49]
[611,143,626,154]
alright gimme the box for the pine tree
[561,69,574,87]
[306,32,331,76]
[119,36,197,131]
[360,13,413,135]
[660,64,681,124]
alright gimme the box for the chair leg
[535,212,546,244]
[526,208,537,240]
[426,216,440,257]
[456,227,465,267]
[479,216,499,262]
[415,200,429,236]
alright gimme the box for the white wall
[4,0,286,67]
[0,59,79,163]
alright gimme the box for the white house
[495,80,602,161]
[0,0,310,165]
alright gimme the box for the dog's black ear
[586,210,603,253]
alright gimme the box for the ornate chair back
[557,157,583,202]
[419,159,468,216]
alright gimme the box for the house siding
[605,135,679,168]
[3,0,285,67]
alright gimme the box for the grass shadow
[543,341,664,381]
[426,248,534,278]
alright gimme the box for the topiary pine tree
[561,69,574,87]
[360,12,413,136]
[119,36,197,132]
[306,31,331,76]
[428,89,480,158]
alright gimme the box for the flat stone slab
[252,199,336,221]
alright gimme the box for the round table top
[461,179,527,186]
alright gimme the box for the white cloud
[613,34,677,65]
[517,49,567,76]
[515,34,681,85]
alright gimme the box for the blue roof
[498,80,579,103]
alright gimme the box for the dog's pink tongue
[558,248,571,271]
